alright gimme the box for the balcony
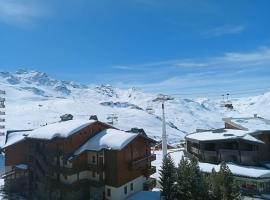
[203,150,217,157]
[52,178,104,190]
[53,163,104,176]
[219,149,239,156]
[130,154,156,170]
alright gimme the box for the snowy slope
[0,69,269,147]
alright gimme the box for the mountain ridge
[0,69,269,147]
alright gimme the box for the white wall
[105,176,146,200]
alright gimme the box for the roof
[4,119,96,148]
[223,117,270,132]
[71,128,138,158]
[185,129,264,144]
[199,162,270,179]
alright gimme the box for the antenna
[153,94,174,158]
[0,89,6,136]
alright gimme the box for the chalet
[2,117,156,200]
[185,115,270,195]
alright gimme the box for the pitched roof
[4,119,96,148]
[223,117,270,131]
[70,129,138,159]
[185,129,264,144]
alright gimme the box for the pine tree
[219,162,240,200]
[174,156,210,200]
[208,162,241,200]
[159,154,176,200]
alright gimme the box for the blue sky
[0,0,270,97]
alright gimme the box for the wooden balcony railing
[203,150,217,157]
[53,163,104,176]
[130,154,156,170]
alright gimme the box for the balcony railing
[53,163,104,175]
[130,154,156,170]
[203,150,217,157]
[219,149,239,156]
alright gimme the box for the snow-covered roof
[199,162,270,179]
[185,129,263,144]
[5,120,96,148]
[224,117,270,132]
[71,128,138,157]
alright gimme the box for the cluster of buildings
[2,115,157,200]
[186,115,270,196]
[3,106,270,199]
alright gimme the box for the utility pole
[153,94,174,158]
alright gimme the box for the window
[130,183,133,191]
[107,188,111,197]
[92,171,96,178]
[124,186,127,194]
[92,156,96,164]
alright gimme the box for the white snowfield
[228,117,270,131]
[73,128,138,155]
[186,129,264,144]
[4,119,96,148]
[1,69,270,148]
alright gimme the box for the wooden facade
[3,120,156,200]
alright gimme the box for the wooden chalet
[3,117,156,200]
[185,115,270,195]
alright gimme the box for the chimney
[60,114,73,121]
[254,114,258,118]
[89,115,98,121]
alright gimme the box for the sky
[0,0,270,98]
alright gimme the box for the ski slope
[0,69,270,147]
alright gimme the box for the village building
[2,116,157,200]
[185,115,270,196]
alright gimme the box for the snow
[230,117,270,131]
[72,129,138,156]
[185,129,263,143]
[199,162,270,179]
[151,149,184,181]
[4,120,96,148]
[127,191,160,200]
[14,164,28,170]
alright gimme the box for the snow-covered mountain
[0,69,270,147]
